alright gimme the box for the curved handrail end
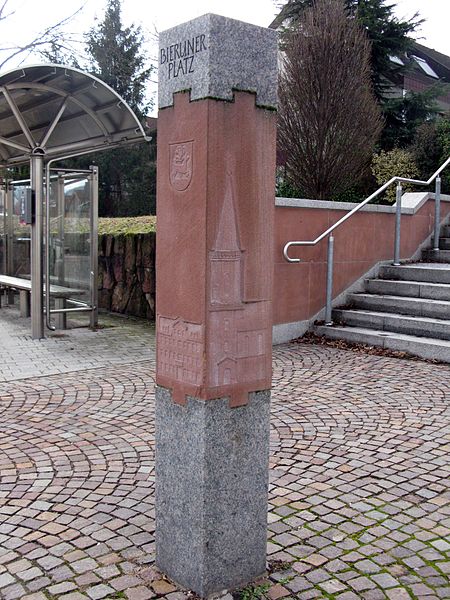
[283,242,302,263]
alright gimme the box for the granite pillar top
[158,13,278,110]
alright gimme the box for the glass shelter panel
[48,176,92,306]
[0,167,97,333]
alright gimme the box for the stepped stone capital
[158,13,278,109]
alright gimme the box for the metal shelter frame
[0,64,150,338]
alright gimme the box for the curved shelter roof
[0,64,150,167]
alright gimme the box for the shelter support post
[54,299,66,329]
[325,234,334,325]
[89,166,99,329]
[30,153,44,339]
[20,290,30,318]
[155,14,278,598]
[393,183,402,266]
[433,176,441,253]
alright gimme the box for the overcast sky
[6,0,448,52]
[2,0,450,115]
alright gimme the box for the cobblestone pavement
[0,312,449,599]
[0,303,155,382]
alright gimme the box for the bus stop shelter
[0,64,150,339]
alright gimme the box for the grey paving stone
[348,576,376,592]
[319,579,347,594]
[26,577,51,592]
[354,559,380,574]
[48,581,77,594]
[371,573,399,588]
[86,584,114,599]
[2,583,27,599]
[0,573,15,588]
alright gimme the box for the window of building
[389,55,404,66]
[411,55,439,78]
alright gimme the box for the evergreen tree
[85,0,156,216]
[86,0,152,116]
[381,86,441,149]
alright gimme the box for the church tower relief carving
[208,174,268,390]
[209,174,243,308]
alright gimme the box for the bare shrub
[278,0,383,200]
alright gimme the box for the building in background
[397,42,450,114]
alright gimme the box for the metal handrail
[283,155,450,325]
[283,155,450,259]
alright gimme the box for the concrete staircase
[423,223,450,262]
[315,224,450,362]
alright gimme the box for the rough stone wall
[98,233,155,320]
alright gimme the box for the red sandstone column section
[156,91,276,407]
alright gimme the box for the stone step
[422,248,450,263]
[365,278,450,301]
[439,237,450,250]
[347,292,450,319]
[333,308,450,341]
[315,324,450,362]
[379,263,450,284]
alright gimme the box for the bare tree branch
[0,0,15,23]
[278,0,383,200]
[0,0,84,70]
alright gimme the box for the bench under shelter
[0,64,150,338]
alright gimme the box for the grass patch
[238,582,270,600]
[98,215,157,235]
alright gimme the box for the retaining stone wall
[98,233,156,320]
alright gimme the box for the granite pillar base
[155,386,271,598]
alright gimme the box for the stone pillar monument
[155,14,278,598]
